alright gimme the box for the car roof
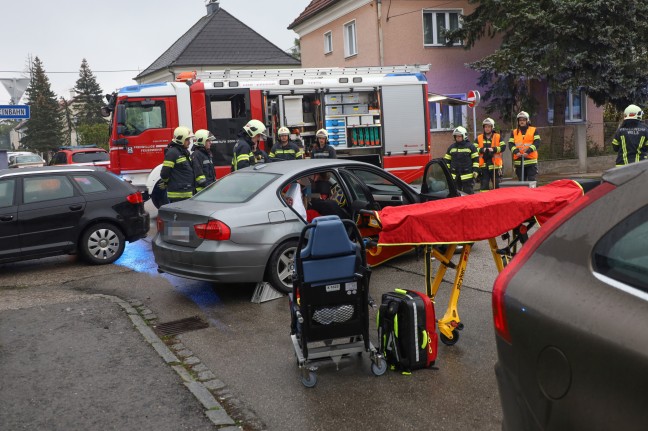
[58,147,108,153]
[243,159,372,176]
[0,165,105,178]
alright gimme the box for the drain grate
[153,316,209,336]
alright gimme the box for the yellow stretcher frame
[423,238,506,345]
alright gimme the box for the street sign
[0,105,30,119]
[467,90,480,108]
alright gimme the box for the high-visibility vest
[476,133,503,168]
[512,127,539,161]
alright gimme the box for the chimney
[206,0,220,15]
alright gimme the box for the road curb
[96,294,242,430]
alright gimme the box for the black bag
[377,289,438,372]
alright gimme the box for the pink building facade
[290,0,605,158]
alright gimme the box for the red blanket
[377,180,584,245]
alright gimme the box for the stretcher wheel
[371,358,388,376]
[301,371,317,388]
[440,329,460,346]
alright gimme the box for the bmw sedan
[493,160,648,430]
[0,166,150,265]
[153,159,457,293]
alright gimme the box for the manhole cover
[153,316,209,336]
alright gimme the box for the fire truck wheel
[267,240,298,294]
[79,223,125,265]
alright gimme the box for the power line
[0,69,141,74]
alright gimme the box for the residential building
[135,0,300,84]
[289,0,605,159]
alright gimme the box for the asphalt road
[0,205,506,430]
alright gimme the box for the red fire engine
[103,65,435,203]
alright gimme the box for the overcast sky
[0,0,308,105]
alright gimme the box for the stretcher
[362,179,585,345]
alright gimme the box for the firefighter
[474,118,505,191]
[611,104,648,166]
[311,129,337,159]
[508,111,541,181]
[444,126,479,194]
[160,126,198,203]
[232,119,266,171]
[269,127,303,161]
[192,129,216,192]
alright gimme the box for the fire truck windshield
[121,100,167,136]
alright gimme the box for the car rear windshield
[72,151,109,163]
[13,155,43,164]
[193,172,279,203]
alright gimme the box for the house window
[423,10,462,46]
[344,21,357,57]
[548,89,586,123]
[324,31,333,54]
[429,94,466,131]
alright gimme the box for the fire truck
[103,65,435,205]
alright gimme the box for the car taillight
[492,182,616,344]
[127,191,143,204]
[194,220,231,241]
[156,217,164,233]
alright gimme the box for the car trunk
[158,201,237,248]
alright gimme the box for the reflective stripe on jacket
[444,139,479,180]
[192,146,215,192]
[311,144,337,159]
[611,121,648,166]
[509,127,540,165]
[269,142,303,161]
[475,133,504,168]
[231,137,253,171]
[160,142,195,199]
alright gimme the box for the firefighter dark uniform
[508,111,540,181]
[160,141,196,202]
[311,144,337,159]
[231,135,254,171]
[612,104,648,166]
[444,127,479,195]
[474,121,505,191]
[191,146,215,192]
[312,129,337,159]
[269,142,303,161]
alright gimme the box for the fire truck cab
[104,65,434,206]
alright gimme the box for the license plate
[168,226,190,242]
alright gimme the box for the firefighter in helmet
[508,111,541,181]
[611,104,648,166]
[232,119,266,171]
[474,118,505,191]
[444,126,479,194]
[269,126,303,161]
[160,126,200,202]
[192,129,216,192]
[311,129,337,159]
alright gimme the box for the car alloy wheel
[80,223,125,265]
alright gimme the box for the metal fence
[499,122,619,161]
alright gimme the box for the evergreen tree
[22,57,65,154]
[449,0,648,119]
[74,59,105,125]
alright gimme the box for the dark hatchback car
[0,166,150,265]
[493,160,648,430]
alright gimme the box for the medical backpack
[377,288,438,372]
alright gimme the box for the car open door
[338,169,415,267]
[420,158,459,201]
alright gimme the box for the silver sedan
[152,159,456,293]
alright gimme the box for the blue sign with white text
[0,105,30,119]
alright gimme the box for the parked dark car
[0,166,150,265]
[493,160,648,430]
[153,159,457,293]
